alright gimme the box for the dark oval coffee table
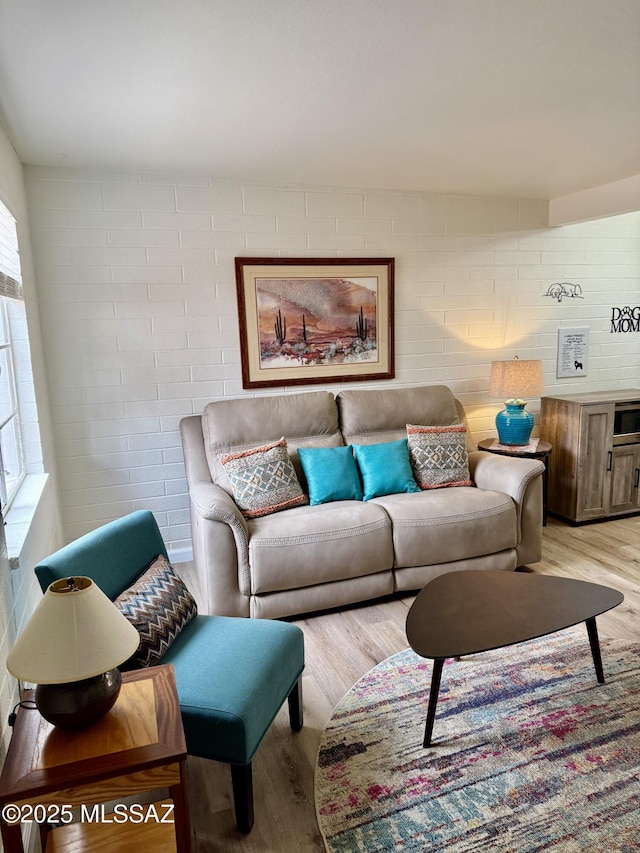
[406,570,624,747]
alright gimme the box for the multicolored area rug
[315,631,640,852]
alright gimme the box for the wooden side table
[478,438,552,526]
[0,665,191,853]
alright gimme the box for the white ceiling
[0,0,639,201]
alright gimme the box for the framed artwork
[235,257,394,389]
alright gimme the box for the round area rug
[315,631,640,852]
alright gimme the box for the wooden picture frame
[235,257,394,389]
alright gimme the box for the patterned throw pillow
[219,438,307,518]
[115,555,198,668]
[406,423,472,489]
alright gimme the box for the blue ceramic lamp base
[495,400,534,445]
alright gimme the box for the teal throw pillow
[298,445,363,505]
[352,438,420,501]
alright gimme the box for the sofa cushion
[115,555,198,668]
[219,438,307,518]
[298,445,363,505]
[202,391,343,491]
[162,614,304,764]
[372,487,518,568]
[247,501,394,594]
[352,438,420,500]
[407,423,472,489]
[338,385,460,445]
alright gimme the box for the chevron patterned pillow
[115,555,198,668]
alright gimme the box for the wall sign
[610,307,640,333]
[557,327,589,378]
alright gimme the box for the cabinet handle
[635,469,640,489]
[607,451,612,472]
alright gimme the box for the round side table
[477,438,552,526]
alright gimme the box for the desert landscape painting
[235,257,394,388]
[256,276,379,368]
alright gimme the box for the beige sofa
[179,385,544,619]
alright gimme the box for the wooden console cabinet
[541,389,640,523]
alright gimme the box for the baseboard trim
[168,545,194,565]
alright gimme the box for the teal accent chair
[34,510,305,834]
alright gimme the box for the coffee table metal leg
[585,617,605,683]
[423,657,445,748]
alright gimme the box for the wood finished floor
[177,515,640,852]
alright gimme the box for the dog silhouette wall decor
[544,282,583,302]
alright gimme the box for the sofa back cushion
[337,385,462,446]
[202,391,343,491]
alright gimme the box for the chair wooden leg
[230,762,254,834]
[288,675,303,731]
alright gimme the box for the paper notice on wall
[557,327,589,378]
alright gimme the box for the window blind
[0,200,23,300]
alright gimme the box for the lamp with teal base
[489,357,544,446]
[494,398,535,445]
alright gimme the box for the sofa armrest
[189,481,248,529]
[187,480,252,617]
[468,450,544,500]
[468,450,545,566]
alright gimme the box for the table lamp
[489,357,544,445]
[6,576,140,730]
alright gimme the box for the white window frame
[0,199,25,511]
[0,299,25,508]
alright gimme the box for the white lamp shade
[6,577,140,684]
[489,358,544,400]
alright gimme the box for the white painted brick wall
[24,166,640,554]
